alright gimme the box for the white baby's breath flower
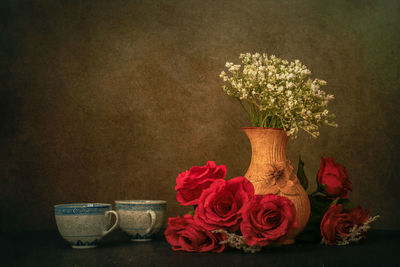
[220,53,336,138]
[212,230,261,253]
[319,80,327,85]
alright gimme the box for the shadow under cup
[115,200,167,241]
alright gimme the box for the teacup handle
[103,210,119,236]
[145,210,156,235]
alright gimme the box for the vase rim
[242,127,285,131]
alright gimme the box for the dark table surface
[1,229,399,267]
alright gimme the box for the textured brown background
[1,0,399,232]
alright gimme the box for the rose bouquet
[165,161,298,253]
[220,53,337,138]
[165,159,379,252]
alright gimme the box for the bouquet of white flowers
[220,53,337,138]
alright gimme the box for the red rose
[164,214,226,252]
[240,194,298,246]
[194,176,254,231]
[320,204,370,245]
[318,157,352,199]
[175,161,227,206]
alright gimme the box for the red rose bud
[240,194,298,247]
[194,176,255,231]
[317,157,352,199]
[320,204,370,245]
[175,161,227,206]
[164,214,226,252]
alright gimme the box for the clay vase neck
[243,127,289,164]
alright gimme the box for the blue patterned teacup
[115,200,166,241]
[54,203,119,248]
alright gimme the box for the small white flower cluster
[212,229,261,253]
[220,53,337,138]
[321,215,380,246]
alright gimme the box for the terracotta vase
[243,127,310,244]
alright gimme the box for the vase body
[243,127,310,244]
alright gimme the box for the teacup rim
[54,203,112,209]
[115,200,167,204]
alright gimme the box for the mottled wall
[1,0,399,231]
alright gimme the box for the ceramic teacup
[115,200,166,241]
[54,203,119,248]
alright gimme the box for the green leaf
[297,156,309,190]
[338,199,356,211]
[187,210,195,216]
[296,210,324,242]
[326,197,341,208]
[296,194,332,243]
[318,184,326,192]
[187,206,196,216]
[309,195,332,214]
